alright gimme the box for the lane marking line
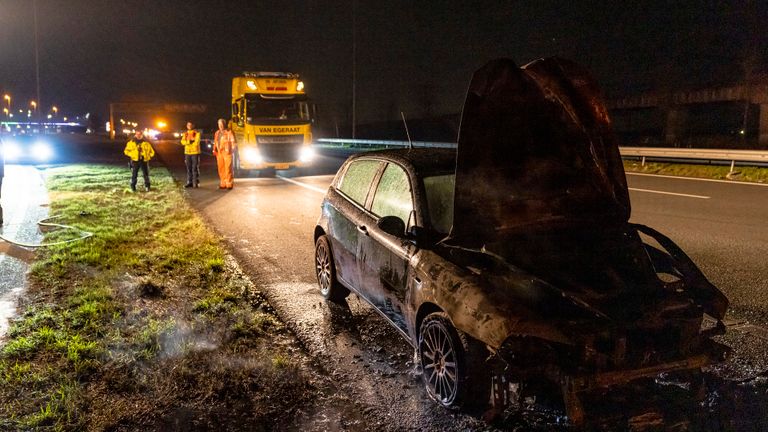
[278,176,328,194]
[628,187,710,199]
[627,172,768,187]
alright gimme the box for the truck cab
[231,72,315,175]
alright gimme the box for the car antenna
[401,111,413,150]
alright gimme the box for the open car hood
[450,57,630,242]
[444,57,728,323]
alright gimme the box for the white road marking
[628,187,710,199]
[278,176,328,194]
[627,172,768,187]
[278,174,712,200]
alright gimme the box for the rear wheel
[314,235,349,302]
[419,312,490,410]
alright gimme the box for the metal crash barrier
[315,139,768,171]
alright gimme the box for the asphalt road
[151,140,768,429]
[626,173,768,324]
[0,165,49,339]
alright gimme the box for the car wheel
[419,312,490,409]
[314,235,349,302]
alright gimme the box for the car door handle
[412,276,422,290]
[357,225,369,235]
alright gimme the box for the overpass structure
[607,81,768,146]
[108,102,207,138]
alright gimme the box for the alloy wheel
[420,319,459,405]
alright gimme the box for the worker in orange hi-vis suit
[213,118,237,190]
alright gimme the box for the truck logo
[258,127,301,134]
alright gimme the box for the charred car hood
[450,57,630,242]
[442,57,727,334]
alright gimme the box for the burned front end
[444,57,730,426]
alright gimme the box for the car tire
[314,235,349,302]
[419,312,490,410]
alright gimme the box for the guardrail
[315,139,768,170]
[315,138,456,149]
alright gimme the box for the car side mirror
[377,216,406,238]
[407,225,431,248]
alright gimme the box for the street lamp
[51,106,58,117]
[3,94,10,110]
[30,100,37,112]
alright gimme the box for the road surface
[154,142,768,430]
[0,165,49,339]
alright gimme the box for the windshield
[245,97,310,123]
[423,174,455,234]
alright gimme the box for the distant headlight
[299,146,315,163]
[3,140,22,161]
[242,147,262,164]
[32,141,53,162]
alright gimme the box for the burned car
[313,57,729,426]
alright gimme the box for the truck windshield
[245,98,310,123]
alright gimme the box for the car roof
[345,148,456,176]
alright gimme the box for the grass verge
[623,160,768,183]
[0,165,312,431]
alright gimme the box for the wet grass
[623,160,768,183]
[0,164,312,431]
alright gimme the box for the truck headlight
[296,81,305,92]
[242,147,262,164]
[299,147,315,163]
[32,141,53,162]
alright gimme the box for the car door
[327,159,383,292]
[357,162,415,336]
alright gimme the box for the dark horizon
[1,0,766,129]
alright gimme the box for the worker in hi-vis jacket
[123,131,155,192]
[180,121,201,188]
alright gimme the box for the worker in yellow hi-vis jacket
[123,131,155,192]
[180,121,201,188]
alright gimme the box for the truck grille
[259,142,302,163]
[257,134,304,144]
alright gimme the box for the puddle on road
[0,287,23,339]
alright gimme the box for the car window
[371,163,413,224]
[338,160,381,206]
[423,174,455,234]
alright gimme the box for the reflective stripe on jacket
[213,130,236,155]
[180,130,201,155]
[124,140,155,162]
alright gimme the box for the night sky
[1,0,765,130]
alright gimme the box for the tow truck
[230,72,315,176]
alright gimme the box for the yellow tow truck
[230,72,315,176]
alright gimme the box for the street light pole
[33,0,41,123]
[351,0,356,139]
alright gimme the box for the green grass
[624,160,768,183]
[0,164,310,430]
